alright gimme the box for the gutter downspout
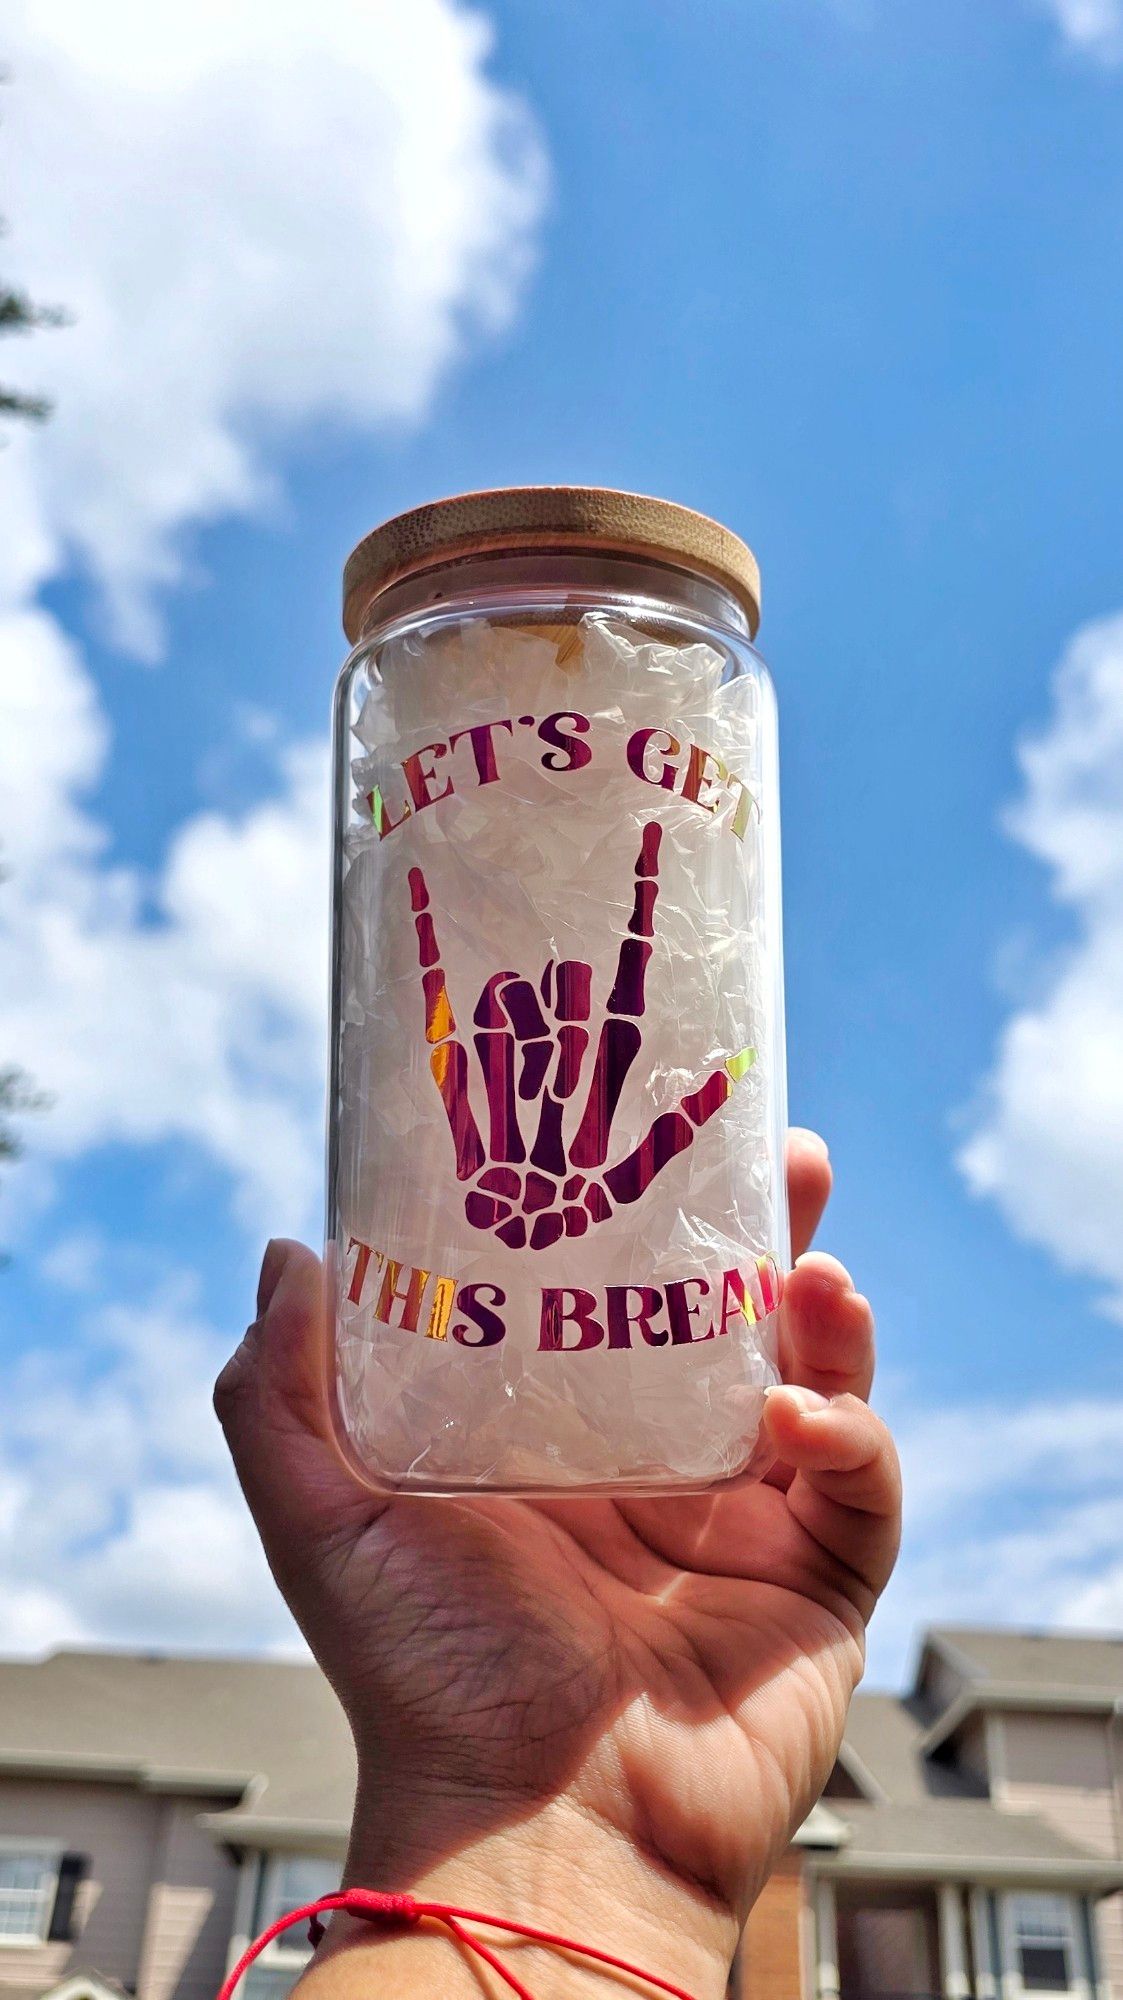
[224,1851,262,1992]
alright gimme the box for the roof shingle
[923,1626,1123,1697]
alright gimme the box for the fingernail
[794,1252,855,1291]
[257,1238,285,1317]
[768,1384,830,1414]
[790,1127,829,1159]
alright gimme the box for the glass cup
[328,490,789,1495]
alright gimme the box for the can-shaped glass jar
[328,488,789,1495]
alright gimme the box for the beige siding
[137,1800,239,2000]
[992,1713,1123,2000]
[1000,1715,1116,1799]
[0,1779,239,2000]
[0,1777,161,1994]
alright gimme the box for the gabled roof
[811,1635,1123,1886]
[42,1976,131,2000]
[0,1649,355,1844]
[913,1626,1123,1758]
[840,1692,985,1805]
[919,1625,1123,1699]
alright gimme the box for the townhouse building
[735,1628,1123,2000]
[0,1627,1117,2000]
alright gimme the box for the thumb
[214,1239,374,1549]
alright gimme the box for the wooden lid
[342,485,761,641]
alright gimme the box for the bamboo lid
[342,486,761,642]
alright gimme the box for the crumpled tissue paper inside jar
[331,609,789,1493]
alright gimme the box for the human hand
[215,1132,900,2000]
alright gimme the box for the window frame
[254,1854,342,1970]
[0,1840,63,1950]
[1002,1890,1082,1998]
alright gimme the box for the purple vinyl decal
[408,823,753,1251]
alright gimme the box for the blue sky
[2,0,1122,1683]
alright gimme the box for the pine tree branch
[0,385,51,420]
[0,286,68,332]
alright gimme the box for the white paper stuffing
[330,611,789,1491]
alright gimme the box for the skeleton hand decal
[408,822,755,1251]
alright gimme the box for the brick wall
[730,1854,806,2000]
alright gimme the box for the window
[0,1849,60,1945]
[243,1855,342,2000]
[257,1855,341,1954]
[1009,1894,1077,1993]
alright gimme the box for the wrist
[299,1777,738,2000]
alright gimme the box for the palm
[307,1477,863,1912]
[218,1136,897,1925]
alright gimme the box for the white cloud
[1040,0,1123,61]
[868,1388,1123,1683]
[2,0,545,650]
[0,607,329,1235]
[0,1276,297,1654]
[1061,1558,1123,1625]
[0,598,109,875]
[38,1228,107,1294]
[0,0,545,1240]
[958,612,1123,1321]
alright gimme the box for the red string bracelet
[216,1886,702,2000]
